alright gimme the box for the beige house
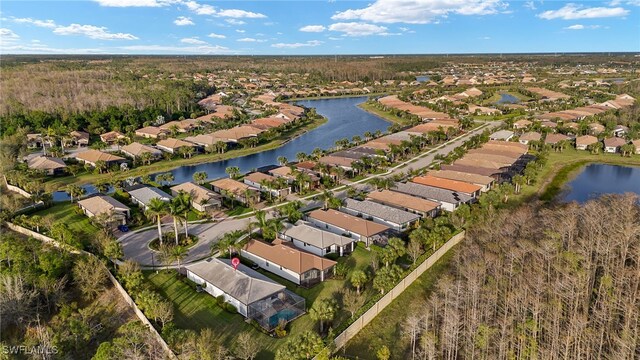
[575,135,599,150]
[78,195,130,225]
[156,138,197,154]
[27,156,66,175]
[75,150,126,168]
[210,178,261,206]
[100,131,126,144]
[135,126,168,139]
[120,142,162,160]
[170,182,221,212]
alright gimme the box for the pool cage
[247,290,306,331]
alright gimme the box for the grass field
[31,202,100,243]
[358,102,414,126]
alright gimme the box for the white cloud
[237,37,266,42]
[226,19,246,25]
[11,17,57,28]
[217,9,266,18]
[208,32,226,39]
[182,0,216,15]
[271,40,323,48]
[0,28,20,39]
[1,44,106,54]
[236,29,246,33]
[524,1,536,10]
[94,0,168,7]
[300,25,326,32]
[610,0,640,6]
[181,37,207,44]
[538,4,629,20]
[174,16,195,26]
[332,0,507,24]
[53,24,138,40]
[328,22,389,36]
[120,44,233,54]
[564,24,603,30]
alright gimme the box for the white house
[127,186,172,210]
[340,198,420,232]
[280,222,355,257]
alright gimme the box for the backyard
[30,202,100,244]
[145,243,375,359]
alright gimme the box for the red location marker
[231,257,240,271]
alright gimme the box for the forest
[399,194,639,359]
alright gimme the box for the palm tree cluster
[145,191,192,246]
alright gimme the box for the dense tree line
[399,194,639,359]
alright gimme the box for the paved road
[118,120,501,266]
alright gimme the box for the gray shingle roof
[127,186,172,205]
[343,198,420,225]
[282,222,354,249]
[392,182,473,205]
[186,258,285,305]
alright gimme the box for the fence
[331,230,466,352]
[4,222,177,360]
[3,178,32,198]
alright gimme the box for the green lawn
[31,202,100,243]
[146,244,375,359]
[342,248,457,359]
[358,102,414,126]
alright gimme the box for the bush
[216,295,225,307]
[225,303,237,314]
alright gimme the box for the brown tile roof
[156,138,195,149]
[78,195,129,216]
[251,117,287,129]
[467,148,522,160]
[170,182,219,204]
[485,140,529,154]
[27,156,66,171]
[135,126,167,136]
[544,133,571,145]
[121,142,161,157]
[519,132,541,142]
[100,131,125,142]
[430,170,494,187]
[412,175,482,194]
[575,135,598,147]
[210,178,257,196]
[318,155,356,168]
[244,172,277,184]
[308,209,389,237]
[366,189,440,213]
[604,137,627,147]
[242,239,336,274]
[461,153,518,167]
[76,149,125,163]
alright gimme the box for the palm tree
[309,298,337,334]
[225,166,241,179]
[319,190,335,210]
[139,151,153,166]
[94,180,110,194]
[66,184,85,203]
[193,171,208,185]
[177,191,192,238]
[169,245,188,267]
[295,152,308,163]
[168,198,186,245]
[146,198,169,246]
[215,141,227,154]
[277,156,288,166]
[350,270,368,295]
[94,160,107,174]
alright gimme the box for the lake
[562,163,640,203]
[54,96,390,201]
[495,93,520,104]
[415,75,430,82]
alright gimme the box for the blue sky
[1,0,639,54]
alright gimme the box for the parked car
[118,224,129,232]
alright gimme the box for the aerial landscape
[1,0,639,359]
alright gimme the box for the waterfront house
[27,156,66,175]
[78,195,130,225]
[127,186,172,210]
[518,132,541,145]
[210,178,261,206]
[75,150,126,168]
[243,172,291,198]
[170,182,221,212]
[156,138,197,154]
[120,142,162,161]
[575,135,599,150]
[604,137,627,153]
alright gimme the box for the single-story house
[412,175,482,198]
[489,130,515,141]
[127,186,172,210]
[75,150,126,168]
[135,126,168,139]
[170,182,221,212]
[430,170,495,192]
[156,138,197,154]
[280,221,355,257]
[243,172,290,198]
[307,209,389,246]
[77,195,130,225]
[210,178,261,206]
[366,189,440,218]
[575,135,599,150]
[589,123,606,135]
[633,139,640,154]
[613,125,629,138]
[70,131,90,147]
[241,239,336,287]
[392,181,474,212]
[159,119,198,133]
[513,119,532,130]
[27,156,66,175]
[120,142,162,160]
[186,258,305,330]
[100,131,125,144]
[518,132,541,145]
[604,137,627,153]
[341,198,420,232]
[544,133,571,146]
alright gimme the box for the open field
[358,101,415,126]
[30,202,100,243]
